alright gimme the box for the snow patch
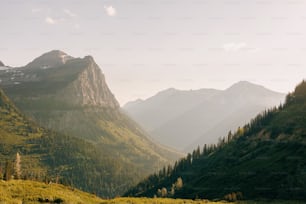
[0,66,8,70]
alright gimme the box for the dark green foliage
[125,81,306,201]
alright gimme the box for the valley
[1,0,306,202]
[0,51,304,203]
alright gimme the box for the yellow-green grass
[103,198,303,204]
[0,180,302,204]
[0,180,102,204]
[102,197,228,204]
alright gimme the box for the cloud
[104,5,116,17]
[45,17,56,25]
[223,42,247,52]
[74,23,80,29]
[31,8,42,13]
[63,9,77,17]
[249,47,260,53]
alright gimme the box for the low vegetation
[0,180,303,204]
[0,180,103,204]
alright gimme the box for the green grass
[0,180,103,204]
[0,180,302,204]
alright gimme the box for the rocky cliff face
[0,51,119,108]
[0,60,4,66]
[57,56,119,108]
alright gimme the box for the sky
[1,0,306,105]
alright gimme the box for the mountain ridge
[125,80,306,200]
[123,82,285,151]
[25,50,74,69]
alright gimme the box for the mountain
[125,81,306,201]
[124,88,220,132]
[0,50,119,108]
[123,81,285,151]
[0,60,8,71]
[0,50,181,197]
[25,50,74,69]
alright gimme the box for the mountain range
[0,50,181,197]
[125,80,306,201]
[124,81,285,152]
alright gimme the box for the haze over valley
[124,81,285,151]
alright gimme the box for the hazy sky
[1,0,306,105]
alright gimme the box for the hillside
[124,81,285,151]
[0,88,148,197]
[0,52,177,165]
[125,81,306,200]
[0,180,103,204]
[0,50,181,197]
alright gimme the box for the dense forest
[125,81,306,201]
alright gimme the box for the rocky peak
[25,50,74,69]
[0,51,120,109]
[57,55,120,108]
[0,60,4,66]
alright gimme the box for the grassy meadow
[0,180,304,204]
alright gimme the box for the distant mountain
[125,81,306,201]
[124,81,285,151]
[124,88,221,132]
[0,50,181,197]
[0,60,8,71]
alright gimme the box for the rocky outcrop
[0,61,4,66]
[0,51,119,108]
[57,56,119,108]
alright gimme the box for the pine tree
[227,131,232,142]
